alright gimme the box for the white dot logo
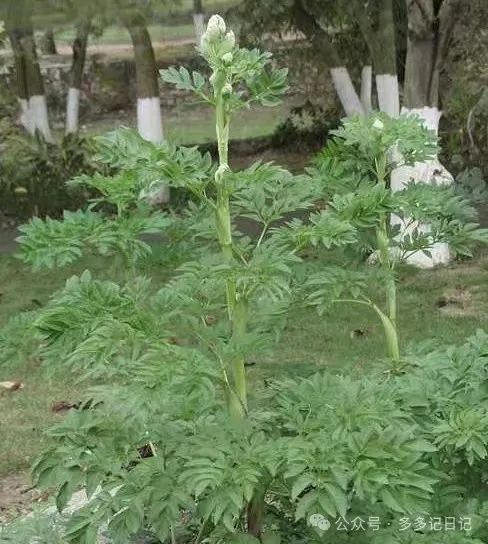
[308,513,331,531]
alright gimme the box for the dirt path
[45,36,196,60]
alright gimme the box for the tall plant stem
[247,484,266,538]
[376,215,399,362]
[333,297,399,361]
[372,302,400,362]
[214,91,248,418]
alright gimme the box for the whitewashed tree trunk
[193,12,205,45]
[376,73,400,117]
[8,29,33,133]
[330,67,365,117]
[137,96,164,142]
[28,96,53,142]
[124,12,168,203]
[65,20,90,134]
[360,65,372,113]
[20,27,54,141]
[66,88,81,134]
[391,106,453,268]
[28,95,53,141]
[17,97,33,133]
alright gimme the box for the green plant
[15,131,175,274]
[306,114,488,363]
[6,14,488,544]
[0,510,67,544]
[0,132,97,219]
[271,101,339,151]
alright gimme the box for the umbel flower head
[200,14,236,62]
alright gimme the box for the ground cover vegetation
[2,13,488,544]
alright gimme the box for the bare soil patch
[0,473,50,524]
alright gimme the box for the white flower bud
[205,15,226,41]
[222,83,233,95]
[221,52,233,65]
[225,30,235,48]
[200,34,209,53]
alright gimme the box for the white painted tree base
[360,65,372,113]
[29,95,54,142]
[137,97,169,203]
[18,98,34,134]
[330,66,365,117]
[137,97,164,143]
[391,106,453,268]
[66,87,81,134]
[376,74,400,118]
[193,13,205,46]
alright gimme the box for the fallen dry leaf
[51,401,77,413]
[0,381,24,391]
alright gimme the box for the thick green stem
[376,218,397,325]
[214,90,248,417]
[231,298,248,412]
[376,216,399,361]
[372,303,400,362]
[215,93,229,165]
[334,297,400,362]
[247,484,266,538]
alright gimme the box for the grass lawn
[1,244,488,484]
[78,100,292,145]
[56,24,196,46]
[36,0,239,43]
[53,0,240,46]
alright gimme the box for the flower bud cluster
[200,15,236,63]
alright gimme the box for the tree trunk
[7,29,32,133]
[40,29,57,55]
[393,0,461,267]
[403,0,436,108]
[292,0,364,117]
[193,0,205,45]
[361,65,372,113]
[330,67,365,117]
[19,27,54,142]
[66,20,91,134]
[404,0,459,109]
[123,12,168,202]
[390,108,452,267]
[355,0,400,117]
[6,0,53,143]
[376,74,400,117]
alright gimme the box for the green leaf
[56,481,73,513]
[291,474,315,500]
[295,490,319,521]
